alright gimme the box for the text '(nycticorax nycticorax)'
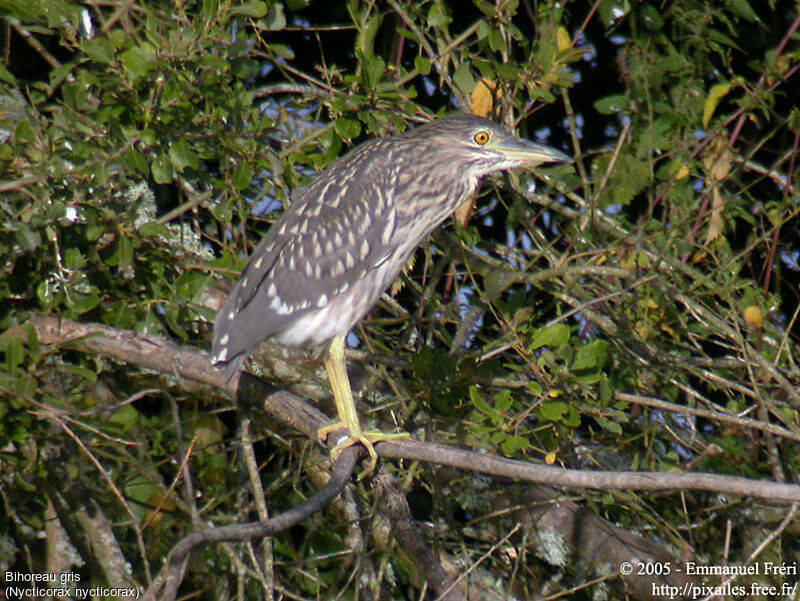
[212,113,571,475]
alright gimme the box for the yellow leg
[318,335,409,479]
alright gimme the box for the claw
[319,422,409,479]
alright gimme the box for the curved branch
[147,446,358,601]
[17,316,800,502]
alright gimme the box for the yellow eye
[473,130,490,145]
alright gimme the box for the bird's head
[407,113,572,177]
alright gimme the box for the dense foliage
[1,0,799,599]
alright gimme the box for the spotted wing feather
[212,141,397,381]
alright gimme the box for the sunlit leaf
[702,82,732,129]
[230,1,267,18]
[530,324,570,350]
[469,78,497,118]
[743,305,763,329]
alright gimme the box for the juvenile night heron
[212,113,570,474]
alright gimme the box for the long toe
[318,420,347,443]
[321,423,411,480]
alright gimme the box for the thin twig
[241,417,275,601]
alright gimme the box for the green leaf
[104,301,136,329]
[563,406,581,427]
[530,323,570,350]
[0,63,17,84]
[137,222,170,238]
[575,371,603,384]
[135,309,162,336]
[231,160,253,191]
[453,63,475,97]
[262,2,286,29]
[164,305,188,340]
[702,82,732,129]
[727,0,759,22]
[595,416,623,435]
[267,42,294,60]
[500,435,530,456]
[123,474,163,521]
[18,322,39,356]
[414,55,431,75]
[494,390,513,412]
[168,139,199,172]
[598,0,629,26]
[594,94,628,115]
[174,271,211,300]
[15,225,41,252]
[60,363,97,383]
[469,386,503,424]
[706,28,741,51]
[596,152,649,207]
[334,117,361,141]
[82,38,112,64]
[64,241,86,269]
[151,154,173,184]
[201,0,219,20]
[488,28,505,52]
[537,401,570,422]
[14,119,34,144]
[475,20,491,40]
[37,279,58,309]
[231,0,267,18]
[362,53,385,88]
[639,4,663,30]
[599,375,612,405]
[572,339,610,372]
[355,9,382,58]
[108,235,133,268]
[526,381,542,396]
[123,149,148,176]
[1,337,24,372]
[529,86,556,104]
[119,43,155,81]
[427,3,452,27]
[108,405,139,433]
[70,288,100,314]
[140,129,157,145]
[90,162,109,187]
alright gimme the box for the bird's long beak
[497,138,572,167]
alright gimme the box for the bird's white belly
[274,294,364,347]
[273,253,402,349]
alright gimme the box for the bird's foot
[318,423,410,480]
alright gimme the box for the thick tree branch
[376,440,800,501]
[17,316,800,502]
